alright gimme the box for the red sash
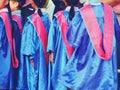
[32,13,49,63]
[80,4,114,60]
[56,11,74,58]
[0,12,19,68]
[12,15,23,34]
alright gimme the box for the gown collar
[0,8,8,13]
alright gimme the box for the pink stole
[12,15,23,34]
[0,12,19,68]
[32,13,49,63]
[80,4,114,60]
[56,11,74,58]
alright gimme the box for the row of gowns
[0,4,120,90]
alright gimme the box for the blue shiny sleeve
[47,18,59,53]
[21,20,36,57]
[67,15,84,48]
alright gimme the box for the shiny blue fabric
[59,4,120,90]
[17,11,50,90]
[0,13,11,89]
[9,10,22,89]
[47,8,81,90]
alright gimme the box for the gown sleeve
[67,15,85,48]
[21,20,36,58]
[47,18,59,53]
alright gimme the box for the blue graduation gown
[47,7,80,90]
[17,10,50,90]
[59,4,120,90]
[9,10,22,89]
[0,11,11,89]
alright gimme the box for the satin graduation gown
[47,7,80,90]
[0,8,12,89]
[9,10,23,89]
[17,9,50,90]
[59,4,120,90]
